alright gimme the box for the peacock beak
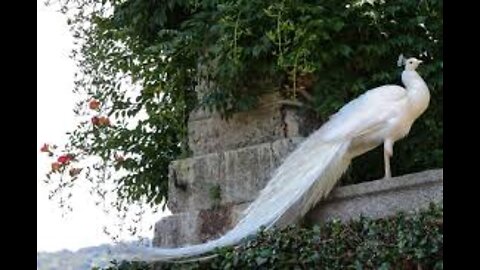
[417,60,423,64]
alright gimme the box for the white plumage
[119,56,430,262]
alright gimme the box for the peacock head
[397,54,423,71]
[404,58,423,71]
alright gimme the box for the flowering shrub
[41,99,110,182]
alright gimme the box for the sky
[37,0,167,253]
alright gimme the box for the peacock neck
[402,70,430,117]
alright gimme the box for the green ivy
[98,203,443,269]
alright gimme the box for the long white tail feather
[120,129,352,262]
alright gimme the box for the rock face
[187,93,316,156]
[152,88,443,248]
[167,138,304,213]
[153,92,317,247]
[152,203,249,248]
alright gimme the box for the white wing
[318,85,408,141]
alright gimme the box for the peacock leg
[383,139,393,179]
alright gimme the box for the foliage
[208,184,222,209]
[41,0,442,231]
[97,203,443,269]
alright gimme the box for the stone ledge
[306,169,443,224]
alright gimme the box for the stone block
[306,169,443,224]
[187,93,318,156]
[167,138,304,213]
[153,203,248,247]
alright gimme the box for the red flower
[58,155,72,164]
[51,162,61,172]
[91,116,100,125]
[98,116,110,126]
[40,143,50,153]
[89,99,101,110]
[92,116,110,127]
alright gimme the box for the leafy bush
[98,203,443,270]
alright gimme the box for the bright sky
[37,0,167,253]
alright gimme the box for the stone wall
[167,138,303,213]
[153,92,316,247]
[154,167,443,247]
[187,92,317,156]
